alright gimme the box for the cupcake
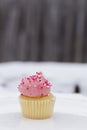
[18,72,55,119]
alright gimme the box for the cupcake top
[18,72,51,97]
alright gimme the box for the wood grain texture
[74,0,86,62]
[0,0,86,62]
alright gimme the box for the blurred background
[0,0,87,95]
[0,0,87,63]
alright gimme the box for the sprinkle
[41,86,43,89]
[26,87,29,90]
[27,78,30,80]
[36,72,42,75]
[43,83,46,86]
[22,82,24,85]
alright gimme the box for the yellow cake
[19,93,55,119]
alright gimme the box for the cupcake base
[19,93,55,119]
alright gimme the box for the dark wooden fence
[0,0,87,62]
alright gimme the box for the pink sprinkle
[41,86,43,89]
[26,87,29,90]
[27,78,30,80]
[22,82,24,84]
[43,83,46,86]
[45,81,48,84]
[36,72,42,75]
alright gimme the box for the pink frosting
[18,72,51,97]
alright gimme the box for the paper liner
[19,96,55,119]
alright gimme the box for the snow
[0,61,87,96]
[0,62,87,130]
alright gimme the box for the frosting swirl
[18,72,51,97]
